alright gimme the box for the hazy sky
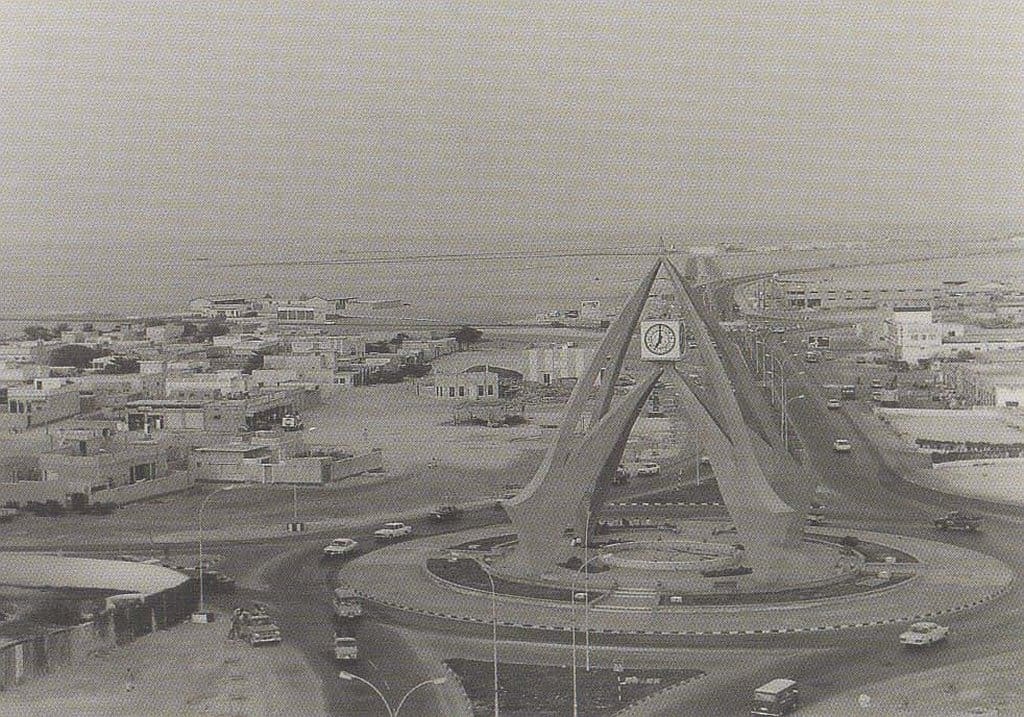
[1,1,1021,247]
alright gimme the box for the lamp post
[571,552,612,717]
[783,393,807,451]
[478,562,501,717]
[337,671,446,717]
[195,484,245,617]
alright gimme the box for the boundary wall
[0,553,195,692]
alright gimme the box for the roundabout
[338,523,1014,641]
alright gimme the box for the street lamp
[783,394,806,451]
[478,562,501,717]
[195,483,247,618]
[571,552,613,717]
[337,671,447,717]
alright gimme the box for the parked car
[832,439,853,453]
[899,621,948,647]
[322,538,360,558]
[374,522,413,540]
[239,613,282,646]
[430,505,463,522]
[635,462,661,476]
[826,398,842,410]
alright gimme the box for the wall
[0,554,195,692]
[0,470,195,507]
[328,449,384,480]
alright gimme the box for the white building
[1,378,81,429]
[164,371,247,400]
[883,307,946,363]
[433,369,499,400]
[524,343,597,385]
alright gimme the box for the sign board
[640,320,683,361]
[808,335,831,348]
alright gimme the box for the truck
[332,587,363,620]
[750,678,799,716]
[933,510,983,532]
[333,633,359,661]
[239,613,282,646]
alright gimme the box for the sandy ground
[928,458,1024,507]
[0,610,326,717]
[803,649,1023,716]
[877,408,1024,445]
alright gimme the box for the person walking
[125,667,135,693]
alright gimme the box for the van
[751,678,799,716]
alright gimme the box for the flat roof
[756,678,797,694]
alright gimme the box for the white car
[833,439,853,453]
[826,398,842,410]
[635,462,661,476]
[899,621,949,647]
[322,538,360,557]
[374,522,413,540]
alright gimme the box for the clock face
[643,323,677,356]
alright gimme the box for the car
[687,341,698,349]
[373,522,413,540]
[899,621,948,647]
[322,538,360,557]
[804,513,826,526]
[239,613,282,646]
[612,466,630,485]
[635,462,661,476]
[430,505,463,522]
[832,439,853,453]
[770,326,786,334]
[870,379,885,389]
[871,390,883,401]
[823,351,835,361]
[826,398,842,410]
[933,510,983,532]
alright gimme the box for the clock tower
[640,320,683,360]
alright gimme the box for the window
[477,385,484,397]
[487,385,495,396]
[448,387,455,397]
[458,386,465,397]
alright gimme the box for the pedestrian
[125,667,134,693]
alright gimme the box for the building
[288,334,366,357]
[764,274,1024,312]
[524,343,597,385]
[1,378,81,430]
[0,422,194,508]
[188,295,259,319]
[164,371,247,400]
[191,434,384,484]
[883,307,946,363]
[125,389,316,440]
[145,324,185,343]
[403,337,458,359]
[67,372,166,408]
[273,297,353,324]
[433,369,500,400]
[952,351,1024,407]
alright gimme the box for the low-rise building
[145,324,185,343]
[188,295,260,319]
[165,370,247,400]
[884,307,946,363]
[433,369,500,400]
[1,378,81,430]
[288,334,366,357]
[273,297,353,324]
[191,434,383,484]
[524,343,597,385]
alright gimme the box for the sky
[0,1,1021,249]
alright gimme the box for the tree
[450,326,483,349]
[24,325,56,341]
[48,345,109,369]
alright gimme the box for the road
[204,273,1024,716]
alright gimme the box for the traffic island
[338,525,1014,641]
[446,659,703,717]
